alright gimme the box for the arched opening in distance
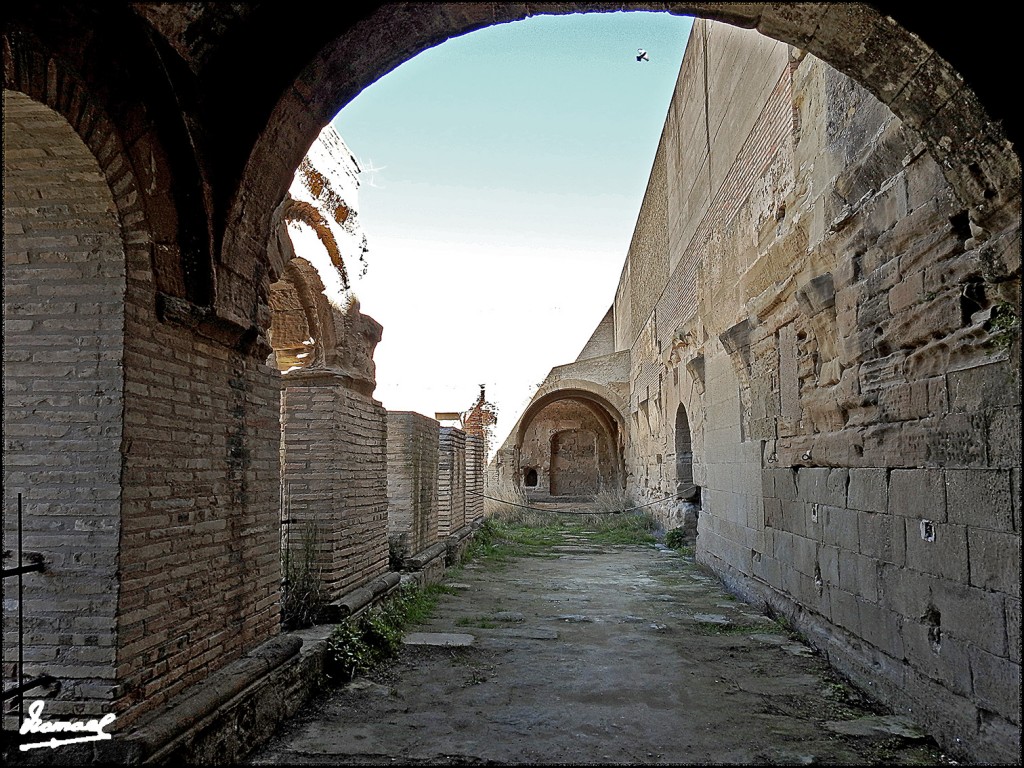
[517,391,625,499]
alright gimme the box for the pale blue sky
[332,11,693,451]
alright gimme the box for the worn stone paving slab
[249,544,949,766]
[402,632,475,647]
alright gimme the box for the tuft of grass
[462,506,658,566]
[281,521,327,630]
[591,487,636,515]
[483,477,529,518]
[574,510,657,545]
[692,621,769,636]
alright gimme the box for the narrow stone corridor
[250,532,949,765]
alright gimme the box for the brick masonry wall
[385,412,440,560]
[465,434,484,523]
[2,91,125,718]
[282,374,389,598]
[437,427,466,537]
[616,19,1021,762]
[115,308,282,728]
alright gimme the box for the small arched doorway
[674,405,698,502]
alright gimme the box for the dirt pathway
[250,536,949,765]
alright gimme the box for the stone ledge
[445,519,483,566]
[5,634,304,766]
[319,572,403,623]
[404,540,448,571]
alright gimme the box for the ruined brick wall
[386,411,440,561]
[281,375,388,599]
[2,91,125,718]
[609,18,1021,762]
[437,427,466,537]
[465,435,485,523]
[116,330,281,727]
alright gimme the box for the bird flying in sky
[636,48,649,62]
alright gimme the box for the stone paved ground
[249,533,953,765]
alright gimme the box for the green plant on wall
[987,301,1020,352]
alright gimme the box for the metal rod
[18,492,25,724]
[2,562,45,578]
[1,674,56,702]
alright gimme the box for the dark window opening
[524,468,538,487]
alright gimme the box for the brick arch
[269,256,339,372]
[282,199,351,290]
[517,394,625,496]
[223,2,1019,294]
[517,380,629,449]
[2,17,215,312]
[2,90,127,718]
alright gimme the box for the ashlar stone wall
[612,20,1020,762]
[522,19,1019,763]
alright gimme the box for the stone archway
[674,404,697,501]
[222,3,1019,317]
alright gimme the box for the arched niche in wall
[2,89,126,718]
[516,390,626,498]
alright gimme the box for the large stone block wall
[2,91,126,718]
[282,373,389,599]
[386,411,440,561]
[614,19,1020,763]
[438,427,466,537]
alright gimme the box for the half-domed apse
[516,393,624,499]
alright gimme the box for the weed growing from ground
[323,581,453,683]
[281,521,327,630]
[483,477,529,517]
